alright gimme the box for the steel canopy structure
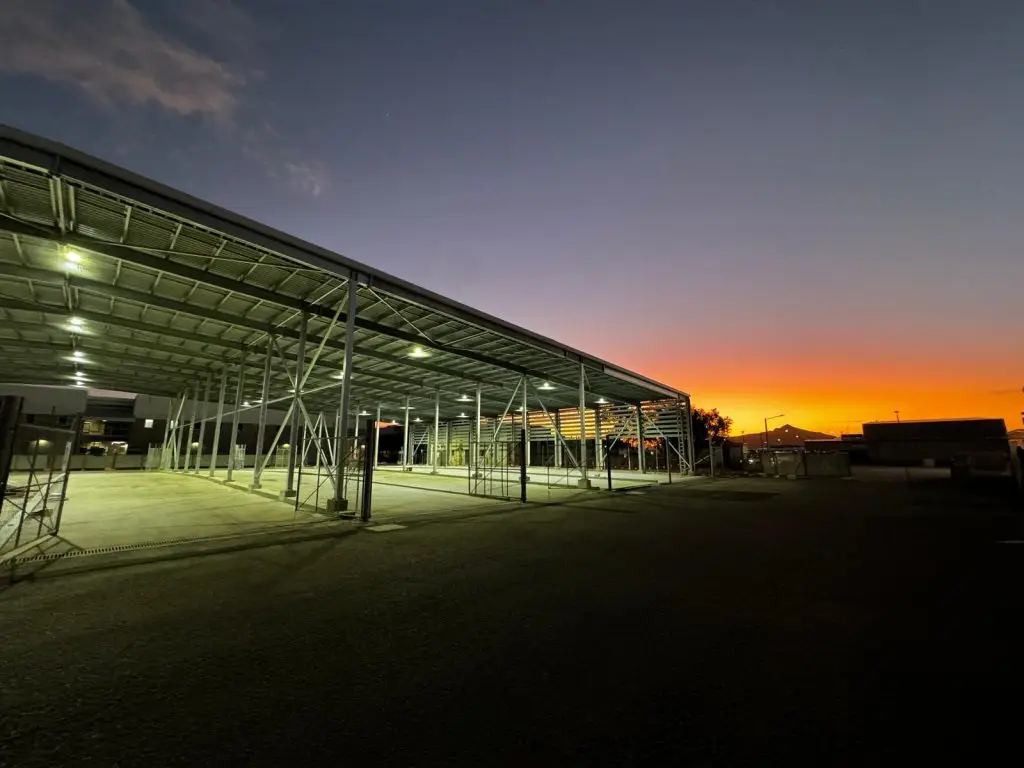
[0,125,693,506]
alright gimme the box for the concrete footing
[577,479,593,489]
[326,497,349,513]
[278,489,297,500]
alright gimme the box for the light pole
[764,413,784,449]
[894,410,900,424]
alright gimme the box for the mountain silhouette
[730,424,835,448]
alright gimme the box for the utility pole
[894,410,901,424]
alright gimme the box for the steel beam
[0,230,584,391]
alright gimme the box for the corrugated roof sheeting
[0,126,687,421]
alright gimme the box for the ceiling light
[539,381,555,391]
[457,394,471,402]
[68,317,84,328]
[243,400,251,407]
[65,250,82,263]
[414,417,422,422]
[359,410,370,416]
[72,350,84,360]
[458,412,467,418]
[408,346,430,358]
[596,397,607,404]
[392,420,400,426]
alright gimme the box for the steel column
[685,398,695,475]
[475,383,482,477]
[194,373,212,472]
[183,383,198,473]
[594,403,603,469]
[160,395,173,468]
[432,390,440,474]
[522,376,530,468]
[209,367,227,476]
[636,404,647,473]
[579,363,589,486]
[330,281,358,512]
[170,391,187,470]
[284,312,308,496]
[554,411,562,468]
[226,351,247,481]
[373,404,381,469]
[402,397,411,470]
[251,336,274,489]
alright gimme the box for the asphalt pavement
[1,476,1021,765]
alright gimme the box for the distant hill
[730,424,836,448]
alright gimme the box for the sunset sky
[1,0,1021,436]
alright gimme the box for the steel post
[194,373,212,473]
[522,376,530,468]
[160,395,173,469]
[636,404,646,473]
[283,313,308,496]
[594,403,603,469]
[684,398,695,474]
[578,363,589,487]
[170,391,186,470]
[226,351,246,481]
[373,404,381,469]
[250,336,274,489]
[329,280,358,513]
[402,397,411,470]
[432,390,440,474]
[209,367,227,476]
[474,384,482,477]
[554,411,562,468]
[183,383,198,473]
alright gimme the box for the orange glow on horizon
[620,347,1023,438]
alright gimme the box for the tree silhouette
[691,408,732,445]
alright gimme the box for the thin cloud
[0,0,328,198]
[0,0,244,121]
[284,162,328,198]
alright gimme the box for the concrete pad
[375,464,701,490]
[56,471,324,551]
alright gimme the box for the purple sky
[1,0,1022,432]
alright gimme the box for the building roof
[0,125,686,421]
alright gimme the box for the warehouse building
[0,126,694,561]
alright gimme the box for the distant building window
[144,419,154,429]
